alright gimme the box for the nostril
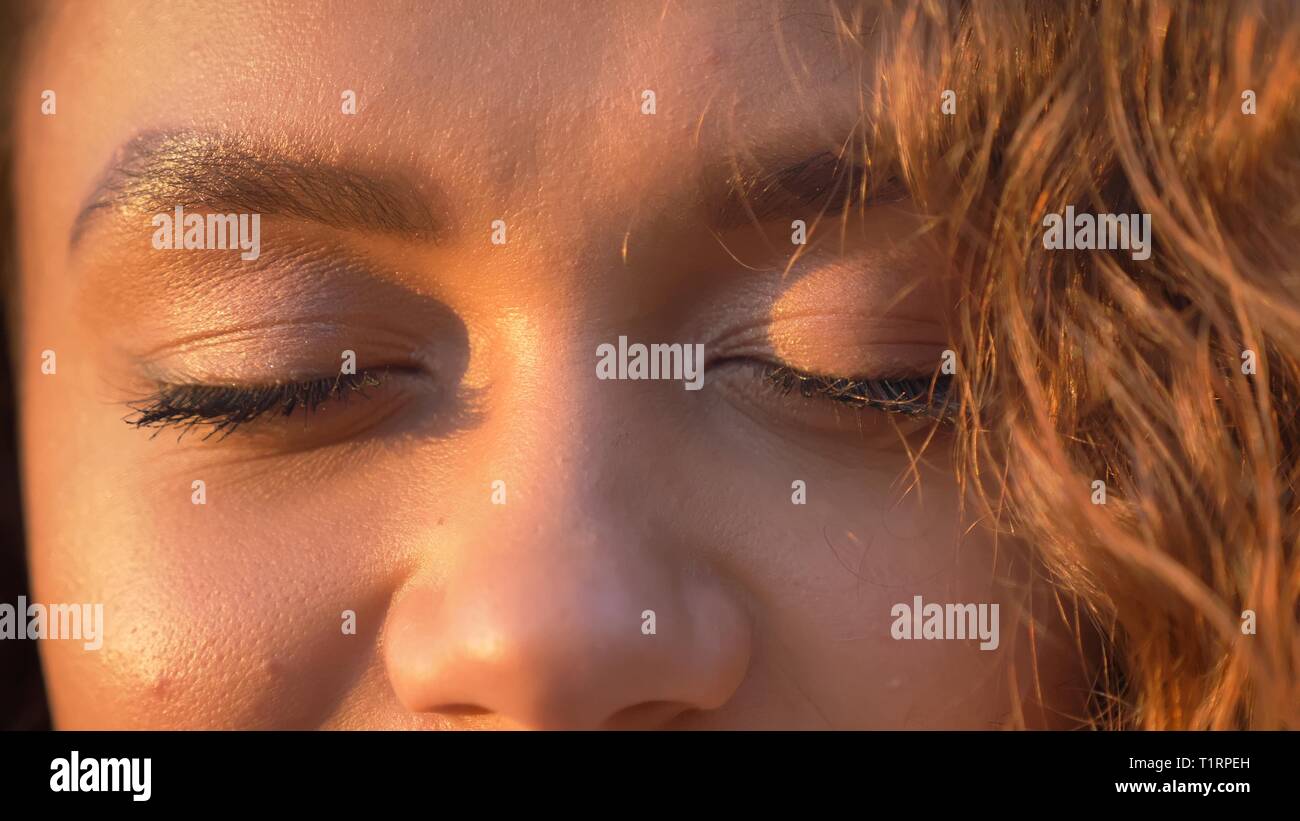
[602,701,694,730]
[435,703,493,717]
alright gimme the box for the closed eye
[763,364,956,422]
[125,370,387,441]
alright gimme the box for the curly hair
[847,0,1300,728]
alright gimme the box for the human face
[14,0,1085,729]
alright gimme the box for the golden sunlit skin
[11,0,1089,730]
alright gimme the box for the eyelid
[763,363,956,422]
[126,369,388,440]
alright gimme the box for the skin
[13,0,1088,729]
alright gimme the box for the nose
[383,518,752,729]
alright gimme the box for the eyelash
[763,365,956,422]
[126,371,384,440]
[124,362,953,441]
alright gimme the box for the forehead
[24,1,875,209]
[53,0,864,97]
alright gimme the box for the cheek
[742,450,1023,728]
[27,441,422,728]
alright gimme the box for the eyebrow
[70,130,444,250]
[709,150,907,231]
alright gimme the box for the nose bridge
[440,365,673,679]
[473,285,638,511]
[459,418,662,619]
